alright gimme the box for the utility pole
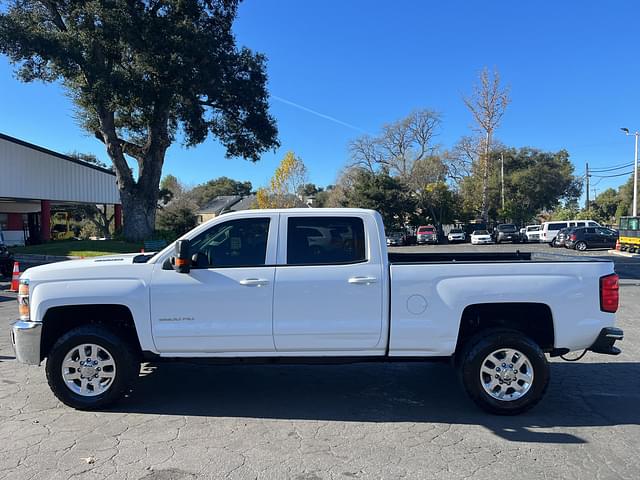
[501,152,505,211]
[586,161,590,211]
[621,128,639,216]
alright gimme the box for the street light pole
[621,128,639,217]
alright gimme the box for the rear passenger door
[596,227,617,247]
[273,214,384,352]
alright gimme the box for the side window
[629,218,639,231]
[189,218,270,268]
[549,223,565,231]
[576,222,586,227]
[588,221,598,227]
[585,227,596,234]
[287,216,366,265]
[620,218,629,230]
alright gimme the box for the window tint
[588,221,598,227]
[585,227,596,234]
[189,218,270,268]
[576,222,586,227]
[548,223,566,231]
[620,218,629,230]
[629,218,639,230]
[287,217,366,265]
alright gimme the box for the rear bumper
[588,327,623,355]
[11,321,42,365]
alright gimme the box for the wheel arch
[40,304,142,361]
[455,302,555,355]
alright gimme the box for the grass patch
[11,240,143,257]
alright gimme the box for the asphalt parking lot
[0,243,639,480]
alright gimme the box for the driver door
[150,214,279,354]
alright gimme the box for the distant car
[553,227,575,248]
[470,230,493,245]
[540,220,601,245]
[447,228,466,243]
[493,224,520,243]
[520,225,541,243]
[0,242,14,278]
[565,227,619,251]
[416,225,438,245]
[386,232,405,246]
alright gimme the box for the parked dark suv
[565,227,618,251]
[493,224,520,243]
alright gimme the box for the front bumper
[588,327,623,355]
[11,321,42,365]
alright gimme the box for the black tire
[458,329,549,415]
[574,241,587,252]
[45,325,139,410]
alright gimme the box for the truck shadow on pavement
[113,360,640,444]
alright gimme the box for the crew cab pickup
[11,209,623,415]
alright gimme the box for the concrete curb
[607,249,640,258]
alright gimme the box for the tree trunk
[480,132,491,222]
[120,186,158,241]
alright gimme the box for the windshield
[418,227,435,233]
[473,230,489,235]
[450,229,462,233]
[527,226,540,231]
[497,224,517,232]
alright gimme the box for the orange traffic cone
[8,261,20,292]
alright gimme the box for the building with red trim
[0,133,121,246]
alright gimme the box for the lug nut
[509,364,513,368]
[502,363,507,368]
[496,367,501,372]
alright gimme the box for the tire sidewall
[460,330,549,415]
[46,326,137,410]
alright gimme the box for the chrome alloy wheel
[480,348,534,401]
[61,343,117,396]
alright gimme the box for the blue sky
[1,1,639,199]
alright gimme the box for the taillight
[600,273,619,313]
[570,234,577,241]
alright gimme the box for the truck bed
[388,251,610,264]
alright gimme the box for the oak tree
[0,0,278,240]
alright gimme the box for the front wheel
[575,241,587,251]
[458,329,549,415]
[45,325,139,410]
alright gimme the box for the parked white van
[540,220,601,245]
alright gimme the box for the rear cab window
[286,216,367,265]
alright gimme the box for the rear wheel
[575,241,587,251]
[46,325,139,410]
[458,329,549,415]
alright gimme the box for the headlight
[18,279,30,321]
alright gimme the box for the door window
[189,218,270,268]
[287,217,366,265]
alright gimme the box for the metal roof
[0,133,120,204]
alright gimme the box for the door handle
[348,276,378,285]
[239,278,270,287]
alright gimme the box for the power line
[590,170,634,178]
[589,161,634,173]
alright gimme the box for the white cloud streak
[271,95,368,134]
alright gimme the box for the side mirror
[174,239,191,274]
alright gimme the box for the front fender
[31,278,155,352]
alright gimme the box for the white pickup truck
[11,208,623,415]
